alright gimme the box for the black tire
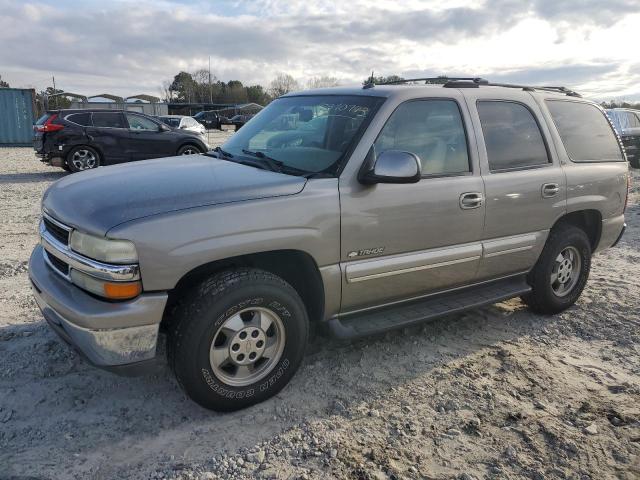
[66,146,100,173]
[168,268,309,411]
[61,163,71,172]
[177,144,203,156]
[521,225,591,314]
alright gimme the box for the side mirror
[159,123,170,132]
[358,148,422,185]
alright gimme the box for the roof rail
[368,76,581,97]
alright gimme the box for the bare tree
[269,73,300,98]
[0,74,9,88]
[307,76,339,89]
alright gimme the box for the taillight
[624,172,631,213]
[34,114,64,133]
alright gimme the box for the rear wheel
[522,225,591,314]
[177,144,202,155]
[66,146,100,172]
[168,268,309,411]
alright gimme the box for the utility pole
[52,75,56,109]
[208,56,212,104]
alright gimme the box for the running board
[328,276,531,340]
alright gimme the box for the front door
[125,113,176,160]
[464,90,566,281]
[339,96,485,313]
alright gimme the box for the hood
[42,156,306,236]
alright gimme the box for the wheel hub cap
[209,307,285,387]
[71,149,96,170]
[550,246,581,297]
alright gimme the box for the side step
[328,276,531,340]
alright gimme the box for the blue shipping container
[0,88,36,146]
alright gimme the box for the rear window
[546,101,624,162]
[65,112,92,126]
[92,112,125,128]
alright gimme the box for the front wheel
[522,225,591,314]
[168,269,309,411]
[177,144,202,155]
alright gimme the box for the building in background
[0,88,36,146]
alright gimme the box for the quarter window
[374,99,470,175]
[126,113,158,131]
[477,101,549,171]
[92,112,126,129]
[546,101,623,162]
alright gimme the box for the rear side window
[546,101,623,162]
[92,112,125,128]
[477,101,549,171]
[65,112,92,126]
[374,99,470,175]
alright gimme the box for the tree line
[162,71,340,105]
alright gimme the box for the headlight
[70,230,138,264]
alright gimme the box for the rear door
[86,111,131,164]
[125,113,176,160]
[464,89,566,281]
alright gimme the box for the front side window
[126,113,158,131]
[477,101,549,171]
[374,99,470,175]
[222,95,383,175]
[546,101,623,162]
[92,112,125,129]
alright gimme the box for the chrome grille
[45,251,70,276]
[43,215,70,245]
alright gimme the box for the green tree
[0,75,9,88]
[246,85,269,105]
[363,74,404,85]
[169,71,198,102]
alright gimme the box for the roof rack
[369,77,581,97]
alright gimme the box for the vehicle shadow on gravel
[0,171,67,184]
[0,298,548,477]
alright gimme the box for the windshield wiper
[205,146,234,159]
[241,149,284,172]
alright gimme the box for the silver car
[159,115,206,135]
[29,79,628,411]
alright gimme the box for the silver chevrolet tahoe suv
[29,78,629,411]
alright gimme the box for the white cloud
[1,0,639,101]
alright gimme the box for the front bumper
[29,245,168,376]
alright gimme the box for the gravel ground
[0,144,639,480]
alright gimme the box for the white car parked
[159,115,206,135]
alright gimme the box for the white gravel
[1,146,639,479]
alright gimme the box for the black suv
[34,109,210,172]
[193,110,222,130]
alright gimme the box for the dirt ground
[1,142,639,480]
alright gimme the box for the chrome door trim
[345,243,482,284]
[481,231,546,257]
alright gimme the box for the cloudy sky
[1,0,640,101]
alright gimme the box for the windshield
[221,95,382,175]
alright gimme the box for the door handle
[542,183,560,198]
[459,192,484,210]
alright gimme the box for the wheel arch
[162,249,325,329]
[177,141,205,154]
[550,209,602,251]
